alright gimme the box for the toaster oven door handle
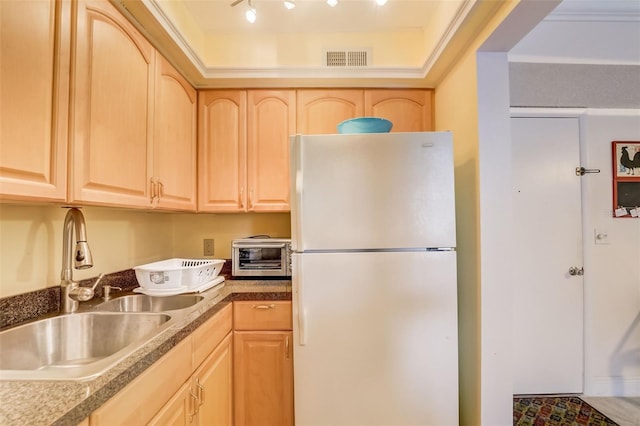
[232,242,288,249]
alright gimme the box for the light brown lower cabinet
[87,300,293,426]
[89,303,232,426]
[89,335,193,425]
[233,331,294,426]
[150,333,233,426]
[233,301,294,426]
[149,380,194,426]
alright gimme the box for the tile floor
[580,396,640,426]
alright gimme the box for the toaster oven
[231,238,292,277]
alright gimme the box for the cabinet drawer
[233,301,292,331]
[192,303,232,368]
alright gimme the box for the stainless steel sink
[95,294,204,312]
[0,312,172,381]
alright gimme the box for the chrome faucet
[60,207,100,313]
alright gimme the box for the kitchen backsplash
[0,259,248,329]
[0,269,138,329]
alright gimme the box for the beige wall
[434,2,520,424]
[171,212,291,259]
[0,204,290,298]
[436,47,482,426]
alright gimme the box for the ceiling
[184,0,452,34]
[113,0,640,88]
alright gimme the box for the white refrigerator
[290,132,459,426]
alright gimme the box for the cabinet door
[90,337,193,425]
[296,90,363,134]
[234,331,294,426]
[149,380,196,426]
[0,0,70,201]
[154,56,197,211]
[247,90,295,212]
[192,303,233,368]
[364,89,434,132]
[70,0,154,207]
[195,333,234,426]
[198,90,247,212]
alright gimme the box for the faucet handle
[90,273,105,291]
[69,273,104,302]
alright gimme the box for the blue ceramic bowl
[337,117,393,134]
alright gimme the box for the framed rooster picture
[612,141,640,218]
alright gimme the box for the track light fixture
[245,0,256,23]
[232,0,387,22]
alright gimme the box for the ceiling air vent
[324,50,370,67]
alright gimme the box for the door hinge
[576,167,600,176]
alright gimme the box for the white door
[511,116,584,394]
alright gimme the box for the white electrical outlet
[203,238,215,255]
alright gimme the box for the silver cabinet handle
[285,336,290,359]
[150,178,161,206]
[196,377,205,406]
[189,388,199,421]
[252,304,275,310]
[149,177,156,203]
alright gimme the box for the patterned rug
[514,396,619,426]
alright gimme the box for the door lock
[568,266,584,276]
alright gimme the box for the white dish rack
[134,258,225,292]
[133,276,225,296]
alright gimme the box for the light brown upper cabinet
[70,0,155,208]
[247,90,295,212]
[198,90,247,212]
[199,90,294,212]
[296,90,364,134]
[364,89,434,132]
[152,56,197,211]
[0,0,71,202]
[70,0,196,210]
[297,89,433,134]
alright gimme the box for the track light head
[245,7,256,22]
[245,0,256,22]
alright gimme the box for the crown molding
[141,0,210,72]
[197,65,428,80]
[547,0,640,22]
[421,0,477,76]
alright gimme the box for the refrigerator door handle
[298,281,308,346]
[294,256,307,346]
[299,306,307,346]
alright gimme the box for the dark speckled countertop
[0,279,291,426]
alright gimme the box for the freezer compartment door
[292,251,459,426]
[290,132,456,251]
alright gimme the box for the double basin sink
[0,294,205,381]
